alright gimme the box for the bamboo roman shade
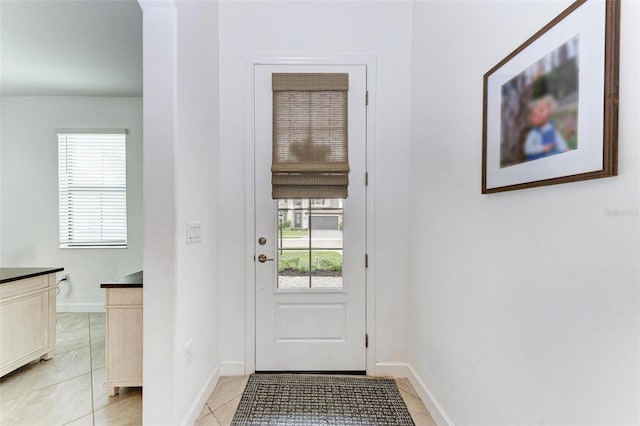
[272,73,349,199]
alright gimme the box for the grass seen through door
[278,250,342,275]
[279,228,309,238]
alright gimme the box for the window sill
[59,245,128,250]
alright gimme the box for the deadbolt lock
[258,237,267,245]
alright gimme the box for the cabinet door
[106,306,143,384]
[1,290,48,372]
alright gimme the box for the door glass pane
[277,199,344,289]
[277,205,309,250]
[278,249,309,289]
[311,249,343,289]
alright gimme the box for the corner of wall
[374,362,453,426]
[179,362,221,426]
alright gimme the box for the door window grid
[277,199,343,289]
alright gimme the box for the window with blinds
[272,73,349,199]
[57,130,127,248]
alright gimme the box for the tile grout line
[209,396,235,413]
[208,391,242,413]
[1,313,99,425]
[211,393,243,425]
[199,403,214,423]
[398,389,436,424]
[212,408,225,426]
[204,403,214,416]
[0,371,91,405]
[54,319,92,356]
[56,313,91,335]
[396,385,420,399]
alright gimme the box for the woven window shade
[272,73,349,199]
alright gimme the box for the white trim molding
[221,360,247,376]
[375,362,454,426]
[56,303,105,313]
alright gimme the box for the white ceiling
[1,0,142,97]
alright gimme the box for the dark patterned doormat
[231,374,415,425]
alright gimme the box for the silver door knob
[257,254,274,263]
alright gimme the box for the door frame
[243,56,378,375]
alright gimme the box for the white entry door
[254,64,367,371]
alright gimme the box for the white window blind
[58,131,127,248]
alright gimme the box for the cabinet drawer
[0,275,47,300]
[106,288,143,306]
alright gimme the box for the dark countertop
[0,267,65,284]
[101,271,143,288]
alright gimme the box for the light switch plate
[186,222,201,244]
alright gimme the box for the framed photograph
[482,0,620,194]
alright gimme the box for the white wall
[141,0,221,424]
[408,1,639,424]
[0,96,143,310]
[141,2,177,423]
[174,0,221,421]
[218,0,413,371]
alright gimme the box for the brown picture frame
[482,0,620,194]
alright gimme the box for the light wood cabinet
[102,271,143,396]
[0,268,62,378]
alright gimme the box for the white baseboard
[374,362,453,426]
[57,303,105,313]
[220,360,246,376]
[373,361,412,378]
[180,362,221,426]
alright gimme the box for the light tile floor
[0,312,142,426]
[1,313,435,425]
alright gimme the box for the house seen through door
[254,64,368,372]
